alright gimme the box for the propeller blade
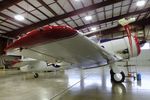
[118,18,136,57]
[124,25,133,56]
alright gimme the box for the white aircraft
[4,18,141,83]
[0,55,70,78]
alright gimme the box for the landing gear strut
[34,73,39,78]
[110,69,125,83]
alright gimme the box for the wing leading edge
[5,25,118,68]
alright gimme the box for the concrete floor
[0,66,150,100]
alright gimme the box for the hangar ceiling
[0,0,150,39]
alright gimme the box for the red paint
[124,25,133,56]
[5,25,77,50]
[12,60,21,66]
[134,35,141,55]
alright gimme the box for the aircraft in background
[13,58,70,78]
[3,18,142,83]
[0,55,70,78]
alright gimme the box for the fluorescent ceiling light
[75,0,80,1]
[91,27,97,31]
[129,17,136,22]
[14,15,25,21]
[136,0,146,7]
[130,17,136,20]
[84,15,92,21]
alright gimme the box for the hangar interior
[0,0,150,100]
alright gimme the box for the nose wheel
[34,73,39,78]
[110,69,125,83]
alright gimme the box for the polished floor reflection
[0,66,150,100]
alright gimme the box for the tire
[111,71,125,83]
[120,71,125,82]
[34,73,39,78]
[110,69,115,81]
[110,69,115,75]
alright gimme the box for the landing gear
[34,73,39,78]
[110,69,125,83]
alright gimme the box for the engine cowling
[100,35,141,59]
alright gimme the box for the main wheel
[120,72,125,82]
[110,70,125,83]
[34,73,39,78]
[110,69,115,81]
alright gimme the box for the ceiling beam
[86,18,150,37]
[0,0,27,29]
[24,0,49,19]
[76,7,150,30]
[0,0,22,11]
[0,12,27,26]
[37,0,57,16]
[6,0,124,37]
[0,18,21,28]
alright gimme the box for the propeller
[118,18,147,56]
[118,18,136,56]
[124,25,133,56]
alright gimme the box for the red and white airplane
[4,18,141,83]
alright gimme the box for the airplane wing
[5,26,123,69]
